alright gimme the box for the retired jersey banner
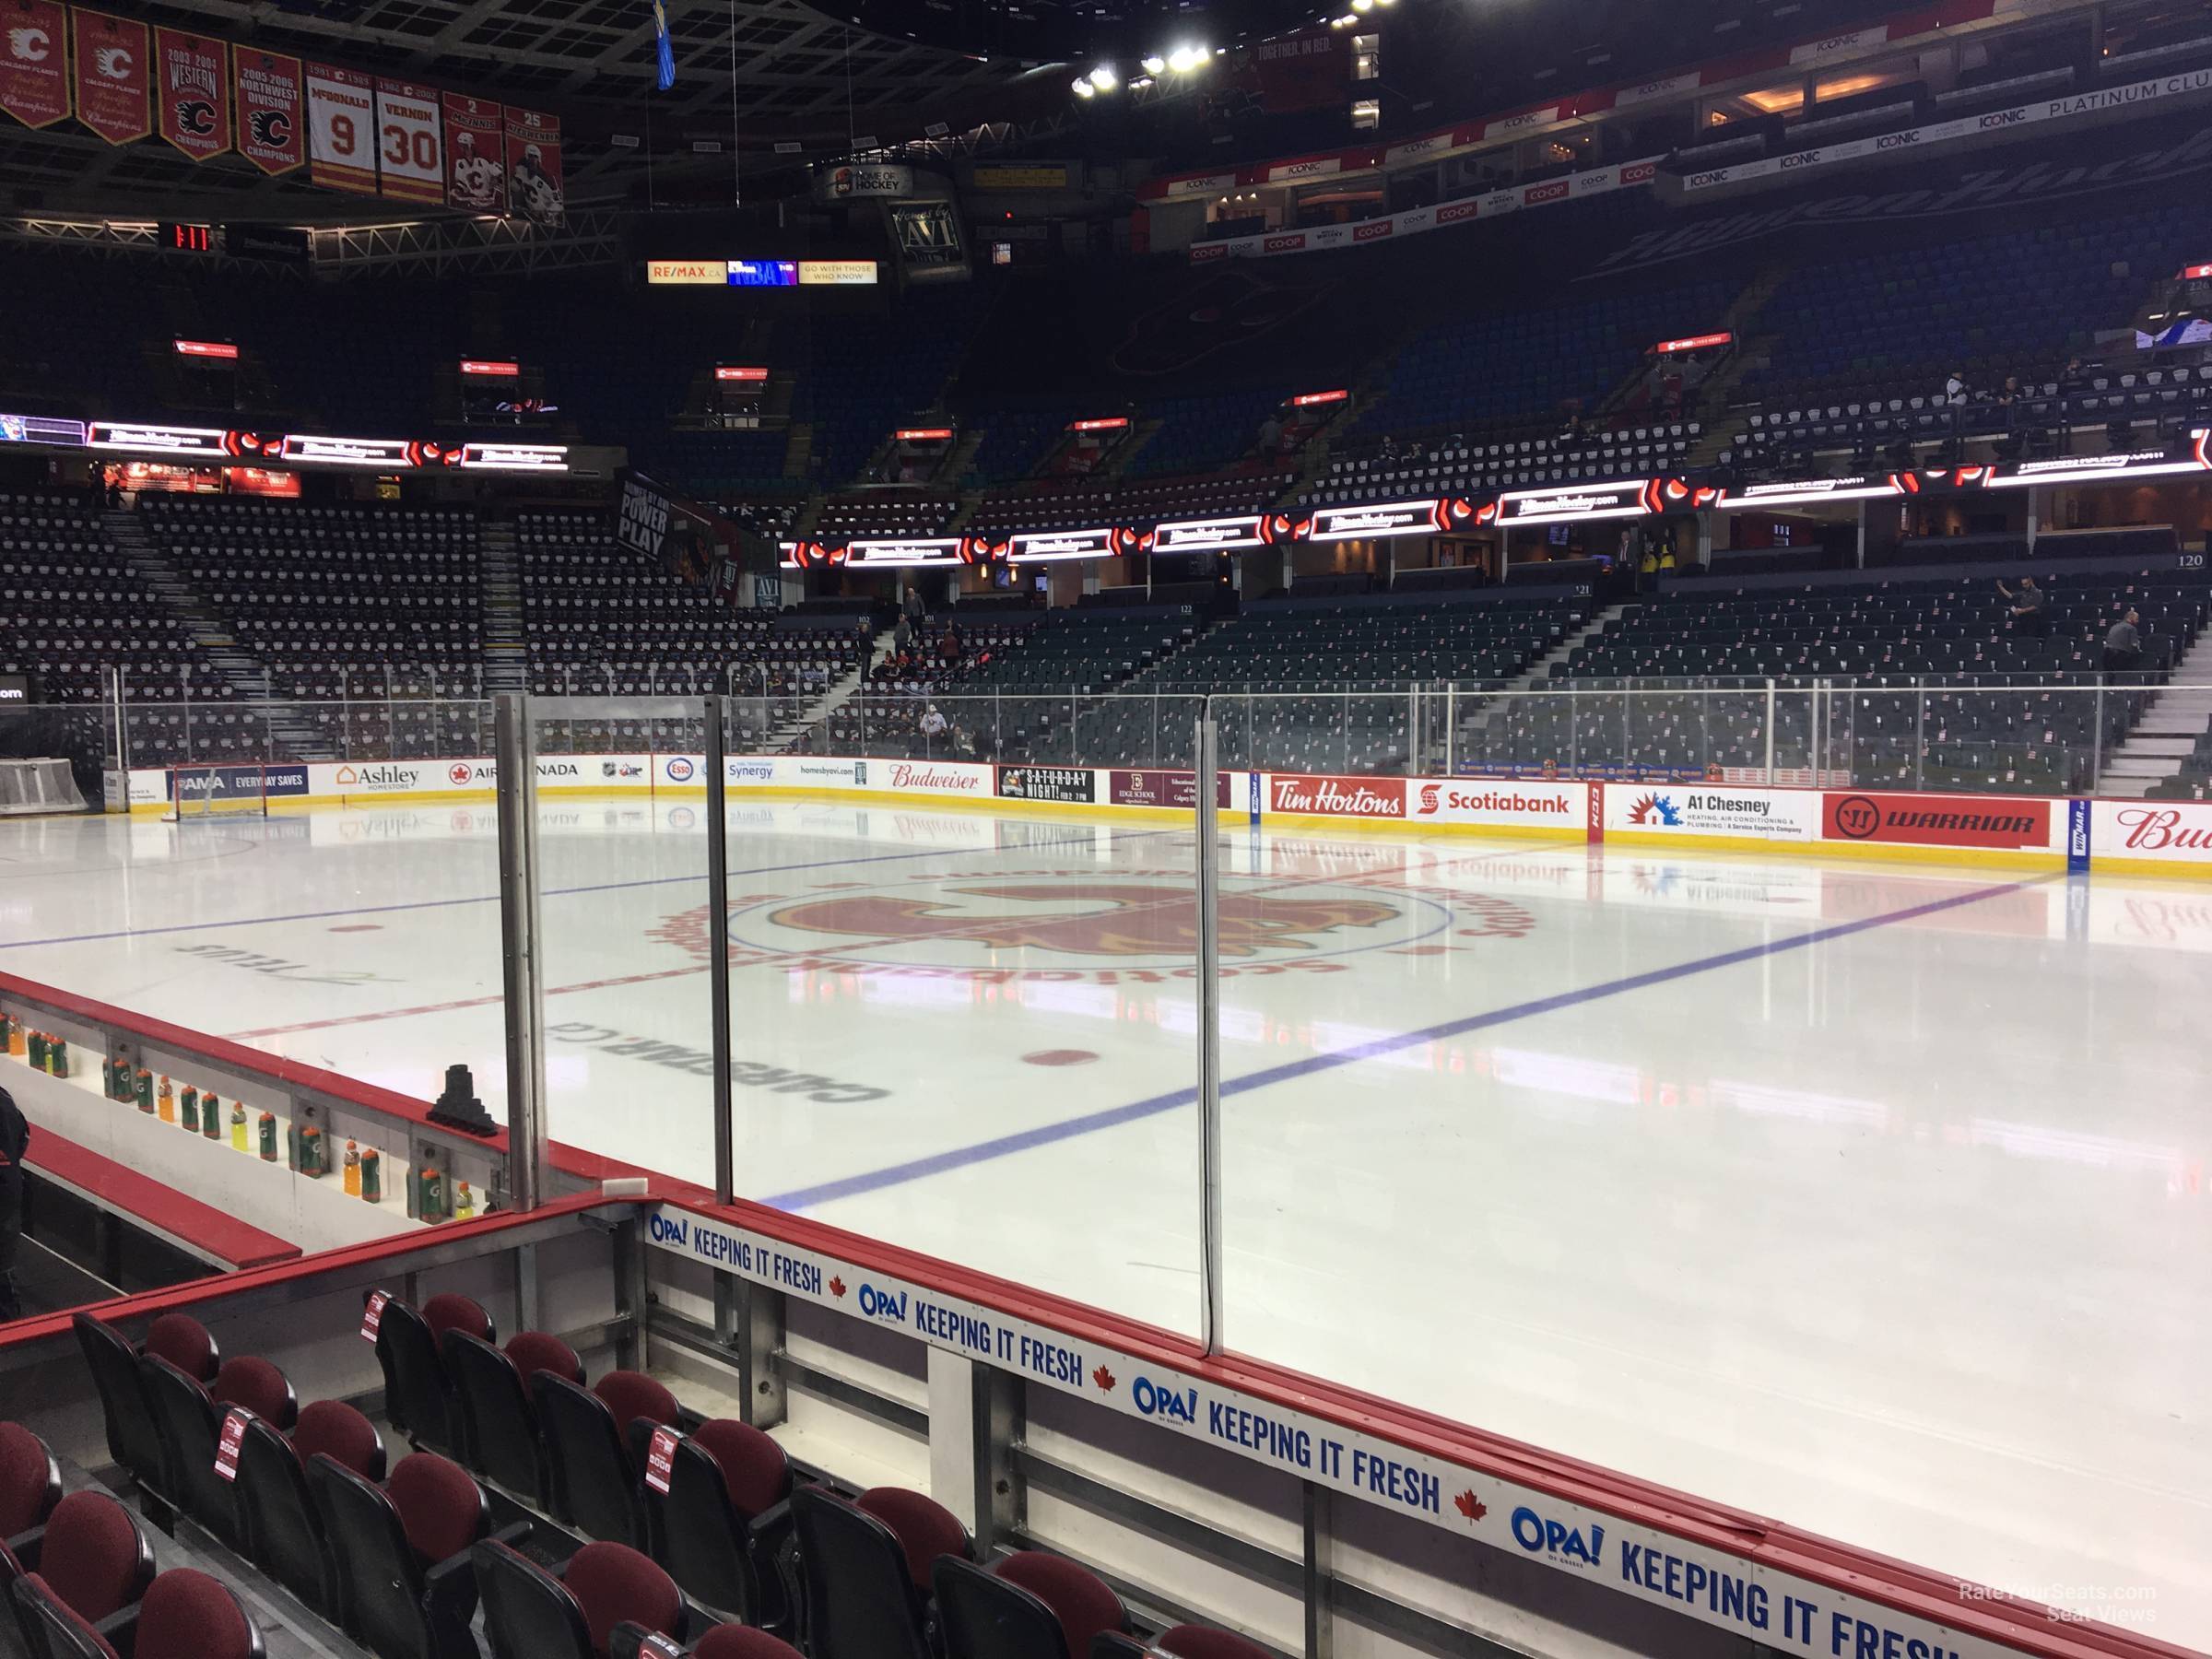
[153,29,228,160]
[230,46,302,174]
[305,62,374,194]
[504,105,563,226]
[1,0,71,130]
[70,8,146,143]
[373,78,441,202]
[441,91,504,213]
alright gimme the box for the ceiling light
[1071,76,1095,97]
[1165,42,1208,72]
[1141,53,1166,73]
[1088,64,1117,89]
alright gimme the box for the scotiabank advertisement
[1407,779,1587,830]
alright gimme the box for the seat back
[69,1317,165,1494]
[11,1573,117,1659]
[443,1332,544,1500]
[138,1359,236,1542]
[372,1298,459,1453]
[790,1486,931,1659]
[212,1358,297,1430]
[36,1491,154,1625]
[0,1423,61,1535]
[935,1556,1070,1659]
[290,1399,386,1482]
[135,1568,262,1659]
[232,1417,334,1615]
[990,1552,1124,1654]
[534,1373,644,1547]
[307,1453,431,1659]
[563,1541,682,1656]
[646,1430,759,1619]
[384,1452,489,1569]
[473,1539,594,1659]
[143,1313,219,1382]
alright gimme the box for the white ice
[0,799,2206,1645]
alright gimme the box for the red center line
[221,837,1576,1041]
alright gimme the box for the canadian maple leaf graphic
[1091,1366,1117,1392]
[828,1276,846,1299]
[1453,1489,1486,1522]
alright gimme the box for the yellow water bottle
[229,1100,249,1150]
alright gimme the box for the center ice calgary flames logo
[764,884,1399,959]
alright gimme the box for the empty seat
[230,1401,384,1618]
[791,1485,970,1659]
[0,1490,154,1653]
[535,1371,678,1548]
[211,1357,297,1430]
[69,1318,166,1505]
[139,1356,237,1543]
[372,1291,492,1454]
[641,1418,793,1625]
[445,1328,583,1500]
[477,1538,684,1659]
[143,1313,219,1382]
[935,1552,1127,1659]
[0,1424,61,1535]
[17,1564,262,1659]
[312,1449,501,1659]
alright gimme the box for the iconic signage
[1150,516,1265,552]
[1823,792,2051,851]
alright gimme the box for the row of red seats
[38,1291,1269,1659]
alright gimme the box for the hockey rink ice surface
[2,799,2206,1645]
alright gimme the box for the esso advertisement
[1269,773,1405,820]
[1823,791,2054,852]
[1408,781,1585,828]
[2091,799,2212,865]
[1606,783,1820,841]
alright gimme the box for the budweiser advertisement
[70,8,149,144]
[1269,773,1405,820]
[1822,792,2053,852]
[1408,780,1588,830]
[152,28,228,160]
[0,0,70,130]
[2091,800,2212,866]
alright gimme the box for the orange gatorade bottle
[343,1139,361,1196]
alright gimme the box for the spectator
[1944,369,1968,406]
[1997,575,2049,638]
[920,704,947,743]
[2103,607,2143,675]
[0,1084,24,1322]
[2059,356,2089,400]
[1257,413,1283,454]
[902,585,926,629]
[939,623,962,664]
[1996,374,2021,406]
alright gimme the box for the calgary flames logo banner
[765,885,1400,959]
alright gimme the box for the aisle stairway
[477,521,526,694]
[765,629,890,750]
[2096,630,2212,795]
[105,507,333,761]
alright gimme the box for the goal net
[163,765,271,822]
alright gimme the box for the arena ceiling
[0,0,1365,219]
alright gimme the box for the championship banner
[70,7,146,144]
[230,46,302,175]
[373,78,441,202]
[305,63,375,194]
[152,28,228,161]
[504,105,563,226]
[1,0,71,130]
[441,91,504,213]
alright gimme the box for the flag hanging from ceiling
[651,0,675,91]
[0,0,73,131]
[70,8,149,145]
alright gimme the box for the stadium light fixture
[1141,53,1166,73]
[1088,64,1118,90]
[1072,76,1095,97]
[1166,42,1208,73]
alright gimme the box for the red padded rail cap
[25,1127,298,1270]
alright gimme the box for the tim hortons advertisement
[1270,773,1406,820]
[1107,770,1232,809]
[1407,780,1587,830]
[1822,791,2053,851]
[996,766,1097,805]
[2091,799,2212,866]
[1606,783,1821,842]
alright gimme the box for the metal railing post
[1444,683,1456,777]
[1195,712,1225,1358]
[493,693,549,1212]
[706,697,735,1207]
[1915,677,1925,791]
[1763,679,1777,784]
[2093,678,2107,794]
